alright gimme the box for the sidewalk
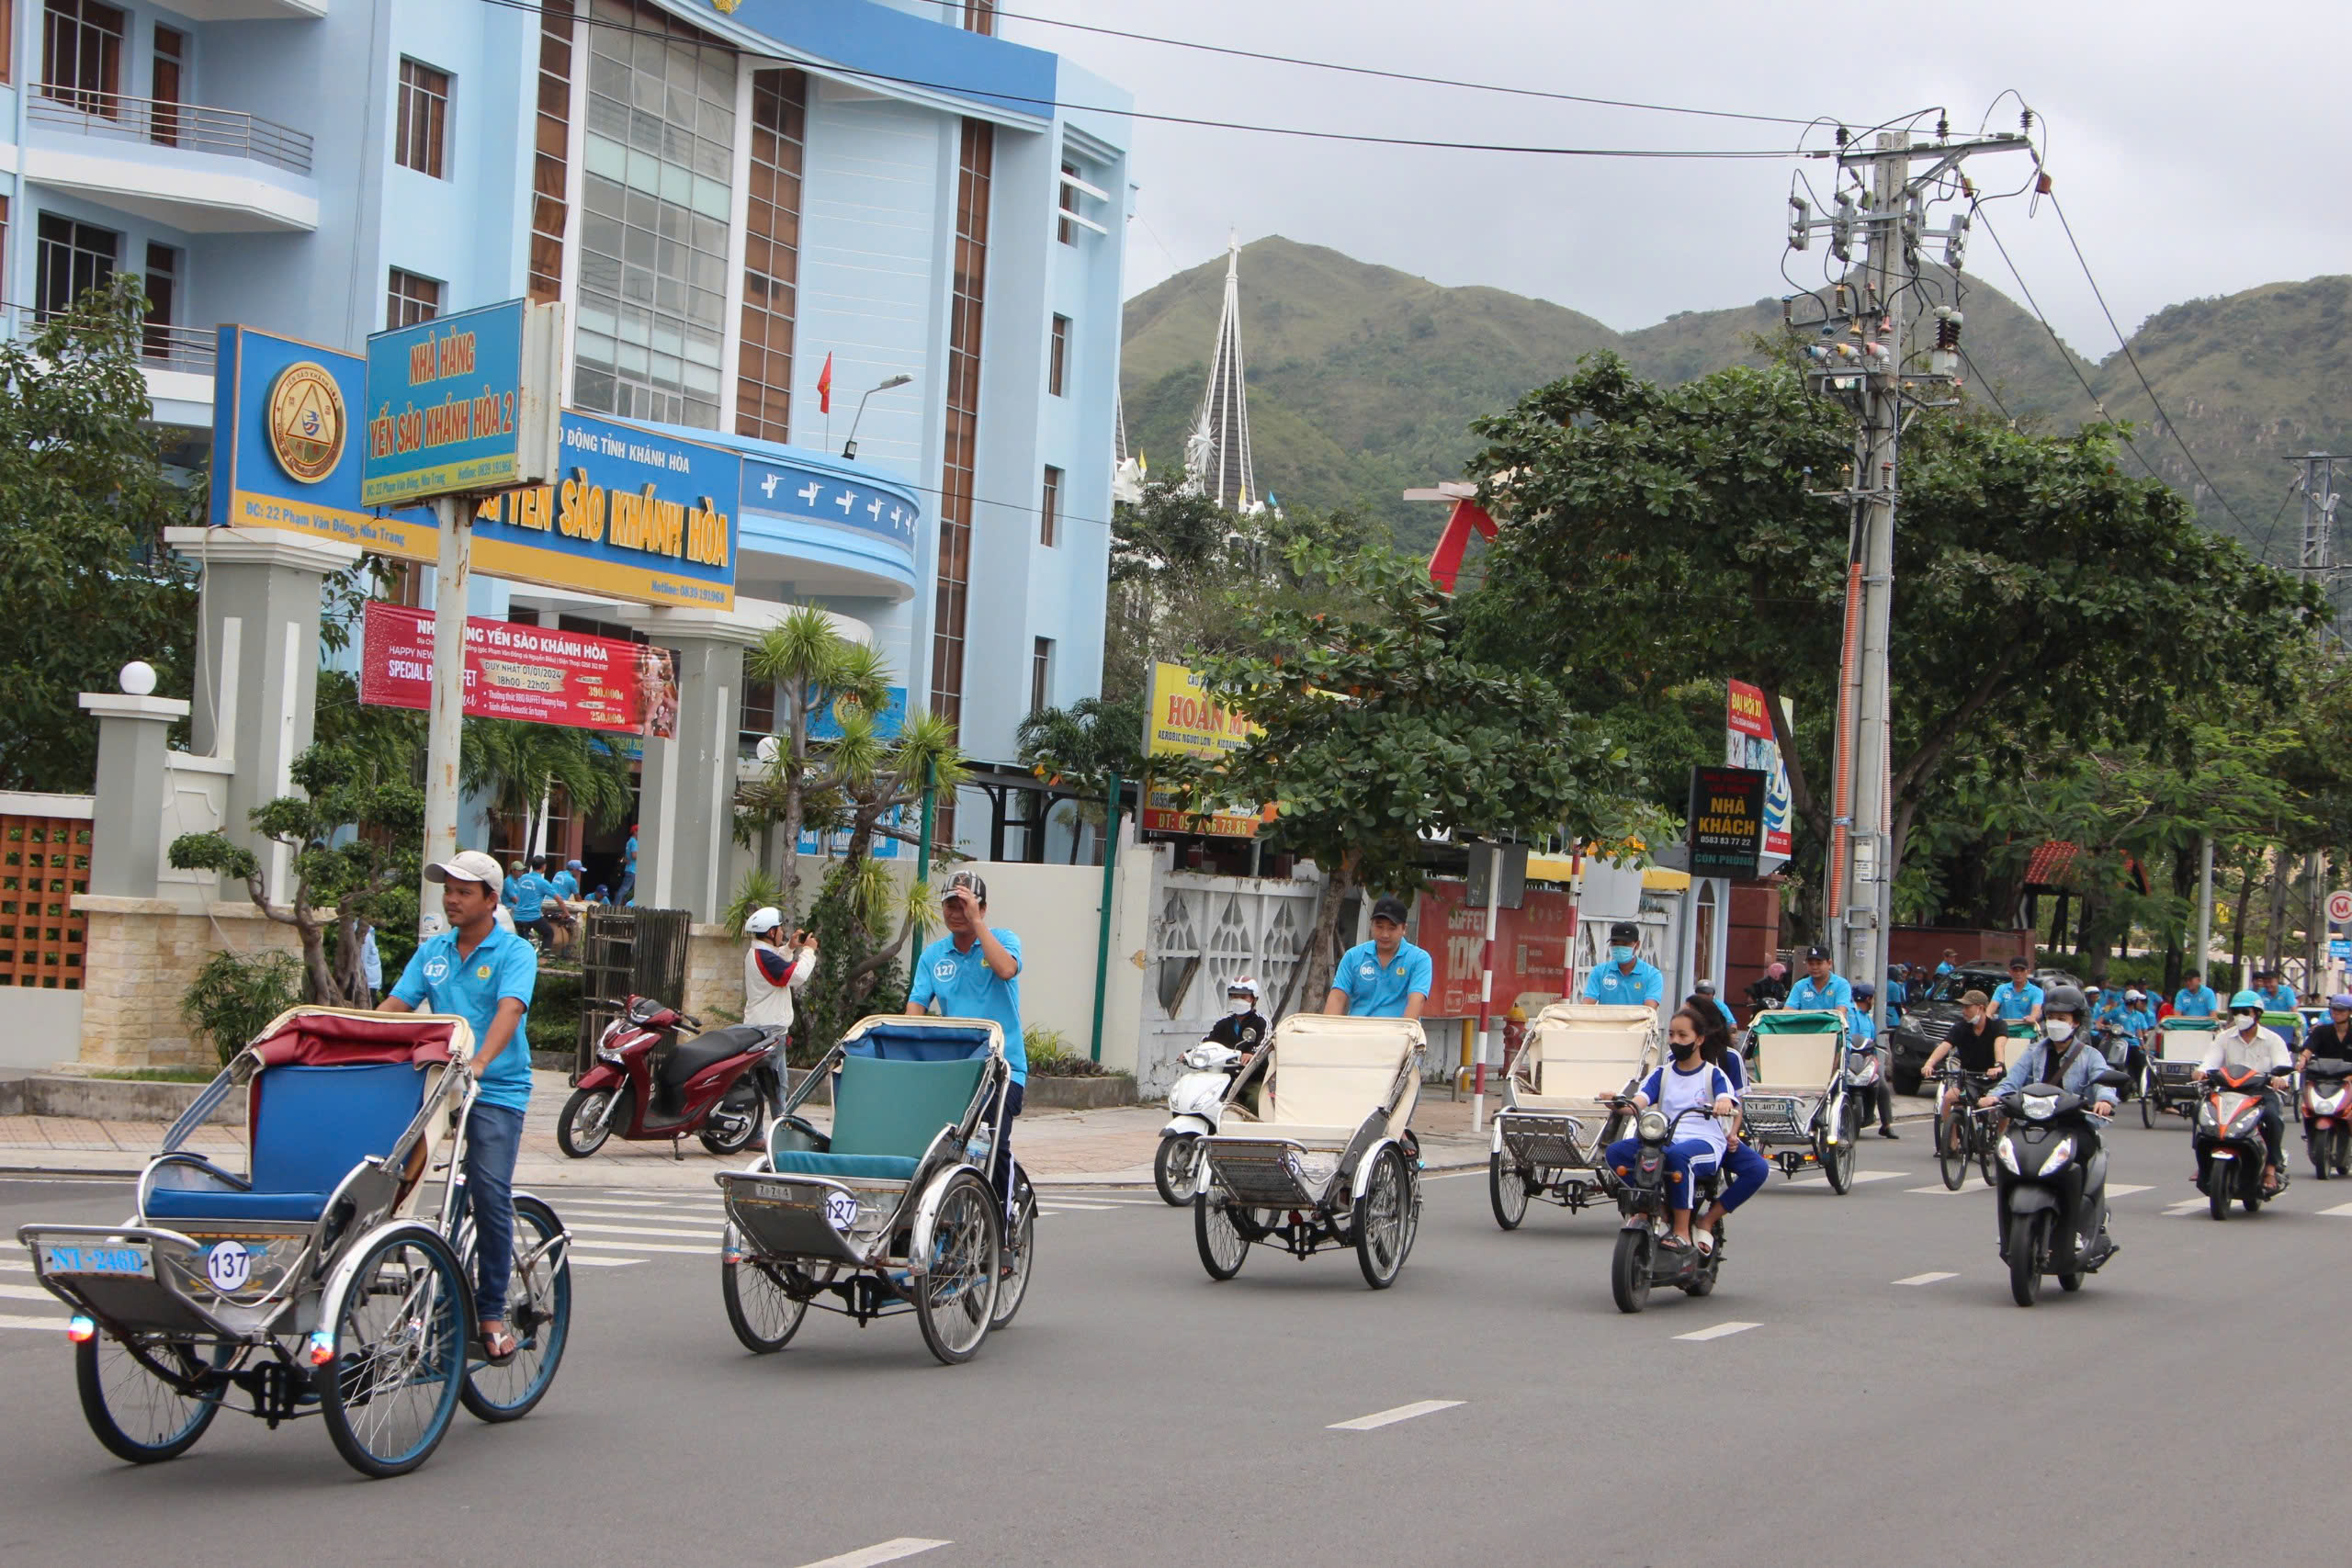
[0,1068,1502,1190]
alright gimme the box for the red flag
[817,352,833,414]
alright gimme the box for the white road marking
[1674,1321,1761,1342]
[1035,1201,1117,1212]
[1851,1170,1904,1183]
[2106,1184,2152,1197]
[1893,1271,1958,1287]
[0,1258,32,1271]
[2163,1200,2207,1215]
[569,1256,646,1268]
[571,1239,712,1256]
[1329,1400,1464,1431]
[0,1314,64,1331]
[565,1208,723,1225]
[2320,1202,2352,1217]
[1905,1184,1984,1195]
[793,1540,951,1568]
[569,1221,724,1240]
[0,1283,59,1302]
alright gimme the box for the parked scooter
[2196,1064,2296,1217]
[1607,1102,1725,1314]
[1994,1068,2127,1305]
[1155,1040,1244,1205]
[559,996,786,1159]
[2304,1057,2352,1179]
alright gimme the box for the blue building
[3,0,1129,842]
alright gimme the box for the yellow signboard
[1142,660,1264,838]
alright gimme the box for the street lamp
[842,374,913,460]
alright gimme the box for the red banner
[358,601,679,737]
[1416,881,1578,1016]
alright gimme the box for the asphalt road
[3,1112,2346,1567]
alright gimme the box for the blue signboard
[2333,939,2350,961]
[212,326,424,552]
[808,684,908,742]
[798,805,904,861]
[742,457,920,557]
[362,299,540,505]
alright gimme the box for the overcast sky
[1002,0,2350,355]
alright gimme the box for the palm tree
[743,604,892,918]
[1016,696,1146,863]
[460,718,634,856]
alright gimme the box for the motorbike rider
[1605,1004,1737,1252]
[1989,955,2045,1027]
[2194,989,2292,1194]
[1920,988,2003,1115]
[1849,981,1897,1138]
[1745,961,1790,1011]
[1691,1009,1769,1251]
[1204,976,1268,1059]
[1979,984,2120,1249]
[2298,993,2352,1070]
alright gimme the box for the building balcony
[25,89,319,232]
[14,310,216,423]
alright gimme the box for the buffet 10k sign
[210,321,738,609]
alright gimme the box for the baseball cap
[1371,896,1410,925]
[1609,920,1639,943]
[944,869,989,905]
[1961,989,1990,1008]
[566,859,584,872]
[425,850,504,894]
[1805,945,1831,963]
[2007,955,2030,970]
[1693,979,1716,994]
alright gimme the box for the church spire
[1182,232,1259,513]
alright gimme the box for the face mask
[1610,946,1634,964]
[1228,998,1252,1015]
[2043,1021,2075,1043]
[1669,1036,1698,1059]
[2233,1010,2259,1027]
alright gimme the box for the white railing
[31,86,313,175]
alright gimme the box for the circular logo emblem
[933,959,957,981]
[266,361,345,483]
[423,955,450,983]
[205,1241,253,1292]
[822,1191,859,1232]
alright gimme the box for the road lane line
[571,1239,711,1255]
[565,1208,725,1225]
[793,1540,951,1568]
[0,1283,59,1302]
[2106,1184,2152,1197]
[1328,1400,1464,1431]
[2320,1202,2352,1217]
[1674,1321,1761,1342]
[1893,1272,1957,1287]
[0,1258,32,1271]
[2163,1200,2206,1215]
[1036,1201,1117,1212]
[570,1256,645,1268]
[1852,1170,1903,1183]
[0,1314,64,1331]
[570,1222,724,1240]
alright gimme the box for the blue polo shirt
[1583,958,1665,1008]
[1990,980,2043,1021]
[509,871,551,921]
[390,923,537,1113]
[2173,985,2219,1019]
[549,870,579,899]
[2259,983,2298,1011]
[909,928,1027,1084]
[1331,939,1432,1018]
[1786,973,1853,1012]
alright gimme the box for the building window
[736,68,808,445]
[0,199,10,288]
[149,25,184,147]
[573,0,733,430]
[386,268,443,329]
[396,58,450,178]
[141,242,177,358]
[1039,466,1061,547]
[36,214,118,318]
[528,2,577,306]
[1057,161,1080,245]
[42,0,126,115]
[1030,638,1053,716]
[962,1,997,35]
[931,118,992,734]
[1047,314,1069,398]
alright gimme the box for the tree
[1166,540,1665,997]
[1465,353,2325,936]
[742,605,892,917]
[459,717,634,856]
[168,742,424,1006]
[1015,696,1145,863]
[0,275,202,790]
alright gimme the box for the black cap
[1805,945,1831,963]
[1609,920,1639,943]
[1370,896,1409,925]
[2007,955,2030,970]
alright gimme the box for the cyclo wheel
[991,1168,1038,1329]
[1354,1145,1411,1290]
[913,1169,1001,1365]
[1936,1108,1969,1190]
[1611,1228,1653,1314]
[1820,1106,1858,1195]
[319,1228,469,1478]
[1153,1134,1204,1207]
[74,1332,225,1464]
[721,1250,809,1354]
[1488,1149,1532,1230]
[2007,1212,2045,1307]
[1195,1189,1250,1280]
[2140,1074,2155,1128]
[461,1195,571,1422]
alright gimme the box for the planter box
[782,1067,1135,1111]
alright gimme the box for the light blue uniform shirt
[1786,973,1853,1012]
[2173,984,2219,1019]
[549,870,579,899]
[509,872,551,921]
[2259,983,2298,1011]
[910,928,1027,1084]
[1332,939,1433,1018]
[390,923,537,1113]
[1583,958,1665,1008]
[1990,980,2044,1022]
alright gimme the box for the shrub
[1023,1024,1107,1077]
[182,949,302,1066]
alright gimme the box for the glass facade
[571,0,733,429]
[931,117,992,734]
[735,69,807,445]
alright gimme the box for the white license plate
[41,1243,154,1279]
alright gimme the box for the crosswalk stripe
[0,1283,59,1302]
[2320,1202,2352,1217]
[0,1258,33,1272]
[567,1207,722,1224]
[1036,1201,1117,1212]
[571,1256,646,1268]
[2164,1200,2206,1215]
[1851,1170,1904,1183]
[2106,1184,2152,1197]
[1905,1184,1984,1194]
[793,1539,951,1568]
[1328,1400,1464,1431]
[1674,1321,1761,1342]
[1893,1271,1957,1287]
[0,1314,64,1331]
[571,1239,710,1256]
[570,1222,725,1240]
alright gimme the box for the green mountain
[1121,236,2352,558]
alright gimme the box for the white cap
[744,907,785,936]
[424,850,504,894]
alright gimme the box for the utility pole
[2295,452,2345,639]
[1788,124,2030,1029]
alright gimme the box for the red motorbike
[558,996,786,1159]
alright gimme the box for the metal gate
[574,906,692,1077]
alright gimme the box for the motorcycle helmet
[2331,994,2352,1012]
[2042,984,2088,1020]
[1853,982,1876,1001]
[1227,976,1261,998]
[744,907,785,936]
[2229,987,2264,1013]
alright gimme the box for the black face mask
[1670,1037,1699,1061]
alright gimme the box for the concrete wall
[73,897,309,1071]
[956,860,1110,1055]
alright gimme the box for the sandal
[1659,1233,1692,1253]
[477,1324,519,1365]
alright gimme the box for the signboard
[797,806,904,861]
[1141,659,1263,837]
[1726,679,1793,867]
[361,299,561,505]
[1688,764,1768,878]
[359,601,679,737]
[2330,889,2352,925]
[210,327,739,608]
[808,685,908,742]
[2331,938,2351,961]
[743,457,921,558]
[1418,882,1578,1015]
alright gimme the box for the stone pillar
[164,525,362,897]
[78,684,190,898]
[621,604,770,921]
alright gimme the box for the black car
[1885,965,2083,1094]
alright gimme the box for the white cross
[835,490,857,513]
[797,481,821,506]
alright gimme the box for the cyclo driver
[1979,985,2120,1255]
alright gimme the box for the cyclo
[715,1014,1035,1365]
[1736,1008,1862,1192]
[1487,1001,1659,1229]
[2142,1016,2219,1124]
[16,1008,571,1478]
[1192,1014,1424,1289]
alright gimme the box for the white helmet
[744,907,785,936]
[1227,976,1261,998]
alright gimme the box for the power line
[477,0,1794,160]
[987,6,1822,129]
[2044,190,2256,536]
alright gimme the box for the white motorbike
[1155,1040,1243,1205]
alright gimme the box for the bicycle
[1928,1067,2004,1190]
